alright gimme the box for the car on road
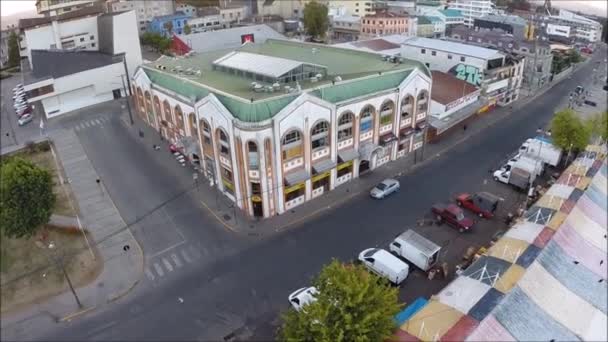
[455,192,500,218]
[16,106,32,117]
[370,179,400,199]
[431,203,474,232]
[13,94,26,102]
[358,248,409,285]
[288,286,318,311]
[18,113,33,126]
[14,102,29,111]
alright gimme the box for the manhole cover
[223,214,231,221]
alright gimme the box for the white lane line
[153,262,164,277]
[149,240,186,258]
[145,268,156,281]
[162,258,174,272]
[84,121,91,128]
[74,125,81,131]
[181,249,193,263]
[94,119,102,125]
[171,253,183,268]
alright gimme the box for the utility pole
[47,242,82,309]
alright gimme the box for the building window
[202,121,212,146]
[90,35,94,40]
[311,121,330,150]
[417,91,429,113]
[401,95,413,119]
[91,43,96,47]
[421,48,426,54]
[359,106,374,134]
[338,112,354,141]
[448,54,452,59]
[431,50,436,56]
[80,37,85,42]
[248,141,259,170]
[460,56,466,62]
[282,130,303,160]
[380,101,394,126]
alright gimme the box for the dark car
[432,203,474,233]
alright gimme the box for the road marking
[94,119,101,125]
[149,240,186,258]
[145,268,155,281]
[84,121,91,128]
[162,258,174,272]
[171,253,183,268]
[153,262,164,277]
[181,249,193,263]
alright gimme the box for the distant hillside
[1,9,40,30]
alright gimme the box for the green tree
[279,260,401,342]
[551,109,590,152]
[157,37,172,53]
[586,111,608,142]
[7,31,20,68]
[0,158,55,238]
[184,23,192,35]
[303,1,329,40]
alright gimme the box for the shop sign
[284,183,305,194]
[337,161,353,170]
[251,194,262,202]
[312,171,331,183]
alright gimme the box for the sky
[0,0,606,17]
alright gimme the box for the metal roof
[28,49,119,83]
[174,24,285,53]
[213,51,306,78]
[396,230,441,256]
[438,9,464,18]
[402,37,504,60]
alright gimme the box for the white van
[390,230,441,272]
[358,248,409,285]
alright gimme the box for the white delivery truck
[358,248,409,285]
[494,166,533,190]
[389,230,441,272]
[520,138,562,167]
[513,155,544,176]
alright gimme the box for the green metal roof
[141,39,428,122]
[426,16,443,23]
[438,9,463,17]
[417,16,432,25]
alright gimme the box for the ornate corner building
[131,39,432,218]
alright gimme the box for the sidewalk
[120,57,590,239]
[1,129,144,341]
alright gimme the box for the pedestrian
[463,124,467,131]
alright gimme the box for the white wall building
[36,0,101,17]
[447,0,494,27]
[187,15,224,33]
[109,0,176,34]
[543,9,602,43]
[131,39,431,218]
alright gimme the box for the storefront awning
[284,168,309,186]
[312,158,336,174]
[338,148,359,162]
[359,141,380,161]
[380,132,397,145]
[400,127,414,137]
[416,121,427,130]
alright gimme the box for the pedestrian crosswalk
[144,244,203,281]
[73,117,110,131]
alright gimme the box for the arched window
[337,112,354,141]
[174,105,184,131]
[311,121,329,150]
[380,100,395,126]
[359,105,374,133]
[163,100,172,124]
[217,128,230,157]
[281,130,302,160]
[417,91,429,113]
[200,119,212,147]
[247,141,259,170]
[188,113,197,136]
[401,95,414,119]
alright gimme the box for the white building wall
[400,44,487,74]
[41,62,124,118]
[111,11,143,78]
[111,0,176,33]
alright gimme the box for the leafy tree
[586,111,608,142]
[7,31,20,68]
[279,260,401,342]
[303,1,329,40]
[184,23,192,35]
[0,158,55,238]
[157,37,172,53]
[551,109,590,152]
[164,21,174,35]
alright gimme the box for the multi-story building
[425,15,445,38]
[400,36,524,106]
[435,9,465,28]
[36,0,102,17]
[187,15,224,33]
[330,15,362,42]
[540,9,602,43]
[360,10,413,39]
[18,5,105,67]
[416,16,434,37]
[0,29,14,68]
[473,13,532,41]
[447,0,495,27]
[130,39,431,218]
[175,2,197,16]
[108,0,176,34]
[381,0,416,16]
[449,24,552,89]
[218,5,247,25]
[415,0,444,15]
[147,12,190,37]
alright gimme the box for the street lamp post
[47,242,82,309]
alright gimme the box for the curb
[200,200,238,234]
[58,305,97,322]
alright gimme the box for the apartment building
[540,9,602,43]
[109,0,176,34]
[36,0,102,17]
[447,0,495,27]
[360,10,414,39]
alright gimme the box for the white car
[288,286,318,311]
[18,113,33,126]
[358,248,409,285]
[370,178,400,199]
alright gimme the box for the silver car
[18,113,33,126]
[370,178,400,199]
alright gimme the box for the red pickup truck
[432,203,474,233]
[455,192,500,219]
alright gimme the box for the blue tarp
[395,297,428,325]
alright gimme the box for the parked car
[18,113,33,126]
[370,179,400,199]
[14,102,29,111]
[16,106,32,116]
[13,94,26,102]
[358,248,409,285]
[389,229,441,272]
[431,203,474,232]
[288,287,318,312]
[455,192,500,218]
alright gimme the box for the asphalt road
[42,47,605,341]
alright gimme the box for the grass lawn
[0,142,101,315]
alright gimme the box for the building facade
[0,29,13,68]
[130,39,431,218]
[540,9,602,43]
[360,10,412,39]
[473,13,531,41]
[330,15,362,42]
[425,16,445,38]
[148,12,190,37]
[416,16,434,37]
[447,0,494,27]
[36,0,102,17]
[109,0,176,34]
[187,15,224,33]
